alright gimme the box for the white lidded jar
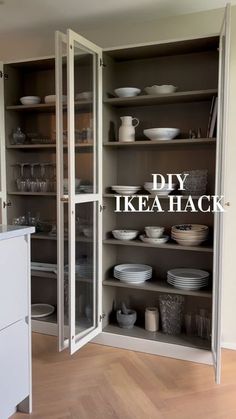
[118,116,139,142]
[145,307,159,332]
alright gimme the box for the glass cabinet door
[212,3,231,384]
[0,62,7,224]
[56,30,102,354]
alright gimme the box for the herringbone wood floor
[12,333,236,419]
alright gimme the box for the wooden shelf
[103,278,212,298]
[8,191,56,196]
[103,138,216,147]
[32,233,92,243]
[32,233,56,241]
[7,142,93,150]
[6,100,92,112]
[103,193,205,200]
[103,238,213,253]
[103,89,217,107]
[103,324,211,350]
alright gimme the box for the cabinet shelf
[103,138,216,147]
[7,142,93,150]
[103,89,217,107]
[103,238,213,253]
[31,269,57,279]
[32,233,92,242]
[32,233,57,241]
[8,191,56,196]
[103,324,211,350]
[103,278,212,298]
[103,193,204,200]
[6,100,92,112]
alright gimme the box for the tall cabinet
[0,6,230,384]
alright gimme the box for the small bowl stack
[171,224,209,246]
[140,226,169,245]
[144,182,176,196]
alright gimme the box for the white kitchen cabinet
[0,5,230,385]
[0,226,34,419]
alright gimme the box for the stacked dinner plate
[114,264,152,284]
[167,268,209,290]
[171,224,209,246]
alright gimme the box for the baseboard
[222,341,236,350]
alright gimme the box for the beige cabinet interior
[4,35,219,351]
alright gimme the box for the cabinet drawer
[0,319,29,419]
[0,235,28,330]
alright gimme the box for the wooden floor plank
[12,333,236,419]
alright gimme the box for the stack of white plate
[171,224,209,246]
[167,268,209,290]
[111,185,141,195]
[144,182,176,196]
[114,264,152,284]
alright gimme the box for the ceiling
[0,0,234,34]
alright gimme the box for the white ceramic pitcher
[118,116,139,142]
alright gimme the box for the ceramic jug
[118,116,139,142]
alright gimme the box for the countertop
[0,225,35,240]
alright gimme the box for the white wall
[0,5,235,348]
[0,8,224,61]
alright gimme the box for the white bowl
[145,226,164,238]
[76,91,93,101]
[140,234,169,244]
[144,85,177,95]
[112,230,139,240]
[20,96,41,105]
[64,178,81,192]
[44,95,67,103]
[114,87,141,98]
[144,186,174,196]
[144,128,180,141]
[83,227,93,238]
[173,238,206,246]
[111,185,141,195]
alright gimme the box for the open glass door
[56,29,103,354]
[0,63,7,225]
[56,31,69,351]
[212,3,231,384]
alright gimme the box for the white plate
[167,282,208,290]
[114,272,152,278]
[119,279,148,284]
[140,235,169,244]
[167,278,208,285]
[167,268,209,280]
[31,303,55,318]
[115,272,152,279]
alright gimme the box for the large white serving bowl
[144,85,177,95]
[112,230,139,240]
[44,94,67,103]
[144,128,180,141]
[20,96,41,105]
[114,87,141,98]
